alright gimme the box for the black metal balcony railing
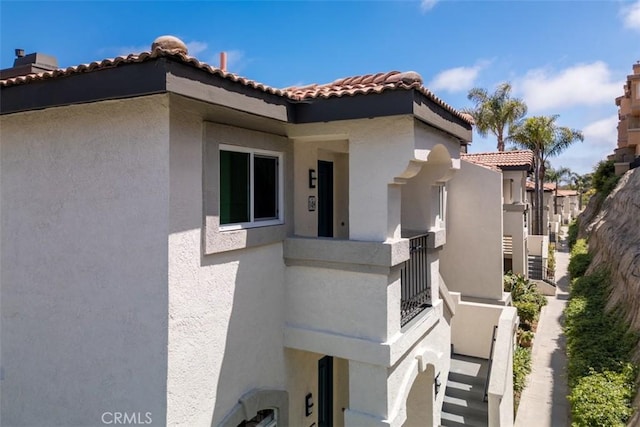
[400,234,432,326]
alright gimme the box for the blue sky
[2,0,639,174]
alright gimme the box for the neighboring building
[461,151,533,278]
[440,159,519,424]
[1,36,518,427]
[611,61,640,175]
[554,189,579,225]
[526,180,555,236]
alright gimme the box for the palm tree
[508,116,583,235]
[545,166,572,215]
[464,82,528,151]
[570,172,592,210]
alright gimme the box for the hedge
[564,242,639,425]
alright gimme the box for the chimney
[1,49,59,79]
[220,52,227,72]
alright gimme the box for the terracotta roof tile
[461,150,534,169]
[556,189,578,196]
[1,48,472,125]
[0,48,288,98]
[283,70,472,123]
[526,180,555,191]
[461,158,500,172]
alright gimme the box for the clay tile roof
[525,180,555,191]
[461,158,500,172]
[556,189,578,196]
[0,43,472,125]
[461,150,534,169]
[283,70,472,124]
[0,48,288,98]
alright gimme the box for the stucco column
[344,361,393,427]
[348,118,415,242]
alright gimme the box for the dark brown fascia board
[412,91,472,142]
[291,89,472,144]
[291,89,414,123]
[164,60,291,122]
[0,60,168,115]
[498,165,533,172]
[0,58,293,119]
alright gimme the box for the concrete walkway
[515,232,571,427]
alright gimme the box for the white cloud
[186,41,208,56]
[583,115,618,146]
[420,0,438,12]
[621,0,640,31]
[428,60,489,93]
[515,62,622,112]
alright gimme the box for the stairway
[441,354,489,427]
[528,255,543,280]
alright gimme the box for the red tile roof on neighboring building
[0,38,473,125]
[461,150,534,169]
[525,180,555,191]
[556,189,578,196]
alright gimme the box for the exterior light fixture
[434,374,441,395]
[305,393,313,416]
[309,169,316,189]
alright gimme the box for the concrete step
[442,354,488,427]
[441,408,488,427]
[444,393,489,412]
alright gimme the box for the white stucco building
[1,36,516,427]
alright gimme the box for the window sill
[204,216,287,254]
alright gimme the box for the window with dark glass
[219,147,282,228]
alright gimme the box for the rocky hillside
[578,167,640,332]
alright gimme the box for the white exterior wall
[167,106,288,426]
[440,161,504,300]
[0,96,170,426]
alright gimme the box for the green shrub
[514,301,539,325]
[592,159,620,196]
[563,265,640,425]
[567,219,578,250]
[547,243,556,276]
[568,365,637,427]
[514,346,532,395]
[564,269,639,383]
[568,239,591,279]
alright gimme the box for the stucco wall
[450,301,503,359]
[167,103,289,427]
[440,161,504,300]
[0,96,170,426]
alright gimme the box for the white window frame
[219,144,284,231]
[434,184,446,229]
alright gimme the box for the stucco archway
[404,364,435,427]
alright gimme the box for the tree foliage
[464,82,527,151]
[508,115,583,234]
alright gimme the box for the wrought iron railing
[400,234,432,326]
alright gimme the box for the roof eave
[412,91,472,142]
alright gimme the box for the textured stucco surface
[1,96,170,426]
[167,105,287,427]
[441,160,504,300]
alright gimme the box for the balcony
[400,233,432,326]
